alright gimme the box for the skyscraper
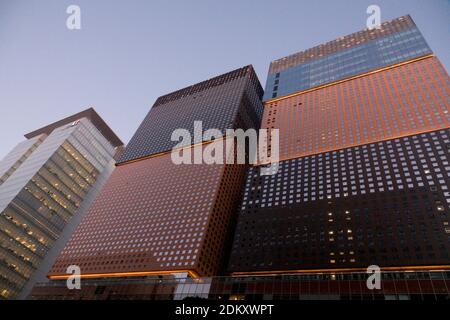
[29,15,450,301]
[44,66,263,282]
[0,108,123,299]
[229,15,450,275]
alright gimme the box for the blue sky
[0,0,449,159]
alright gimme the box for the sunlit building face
[47,66,264,280]
[229,15,450,275]
[0,109,122,299]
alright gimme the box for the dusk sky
[0,0,449,159]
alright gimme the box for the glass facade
[262,56,450,162]
[263,15,432,100]
[0,115,121,299]
[30,271,450,300]
[0,135,45,186]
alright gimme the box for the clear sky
[0,0,449,159]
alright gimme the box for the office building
[30,15,450,301]
[0,108,123,299]
[229,15,450,275]
[45,66,263,282]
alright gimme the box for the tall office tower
[43,66,263,287]
[0,108,123,299]
[229,15,450,275]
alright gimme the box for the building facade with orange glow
[45,66,264,281]
[229,15,450,275]
[0,108,123,299]
[29,15,450,301]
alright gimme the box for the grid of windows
[269,15,416,74]
[0,118,117,299]
[49,66,264,280]
[0,136,45,186]
[264,15,431,100]
[50,142,247,277]
[262,57,450,162]
[230,130,450,272]
[118,66,263,164]
[242,129,450,209]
